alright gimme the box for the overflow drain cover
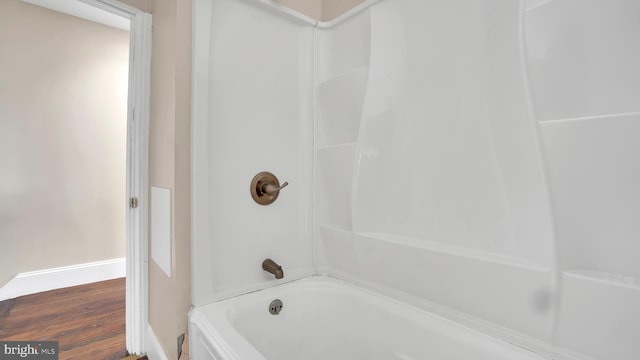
[269,299,283,315]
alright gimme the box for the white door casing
[79,0,152,354]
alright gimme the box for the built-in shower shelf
[316,142,358,151]
[355,232,547,271]
[564,270,640,289]
[318,227,547,271]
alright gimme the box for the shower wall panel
[524,0,640,122]
[316,0,640,358]
[317,0,557,346]
[192,0,314,306]
[525,1,640,359]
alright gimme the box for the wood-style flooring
[0,278,128,360]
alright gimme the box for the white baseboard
[0,258,126,301]
[146,324,170,360]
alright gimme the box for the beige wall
[321,0,367,21]
[0,0,129,284]
[121,0,151,13]
[146,0,192,358]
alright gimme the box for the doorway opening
[0,0,150,355]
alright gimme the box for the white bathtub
[189,277,546,360]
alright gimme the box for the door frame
[80,0,152,355]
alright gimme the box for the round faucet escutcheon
[250,172,288,205]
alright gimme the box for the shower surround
[191,0,640,359]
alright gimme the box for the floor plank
[0,278,127,360]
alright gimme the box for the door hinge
[130,197,139,209]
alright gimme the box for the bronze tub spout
[262,258,284,279]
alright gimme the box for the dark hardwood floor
[0,278,128,360]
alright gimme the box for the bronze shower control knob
[250,172,288,205]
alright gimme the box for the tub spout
[262,258,284,279]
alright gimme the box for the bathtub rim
[189,275,559,360]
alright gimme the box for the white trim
[124,9,152,355]
[21,0,130,31]
[78,0,141,17]
[316,0,382,28]
[146,324,170,360]
[237,0,385,29]
[191,0,212,308]
[0,259,126,301]
[237,0,317,26]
